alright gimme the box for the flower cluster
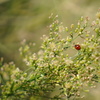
[0,11,100,100]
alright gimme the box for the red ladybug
[74,44,81,50]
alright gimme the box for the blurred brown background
[0,0,100,99]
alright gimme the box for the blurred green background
[0,0,100,99]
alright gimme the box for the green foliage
[0,11,100,100]
[0,0,100,68]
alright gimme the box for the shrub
[0,11,100,100]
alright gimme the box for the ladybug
[74,44,81,50]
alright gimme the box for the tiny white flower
[59,25,65,32]
[64,59,73,66]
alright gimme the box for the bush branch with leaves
[0,11,100,100]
